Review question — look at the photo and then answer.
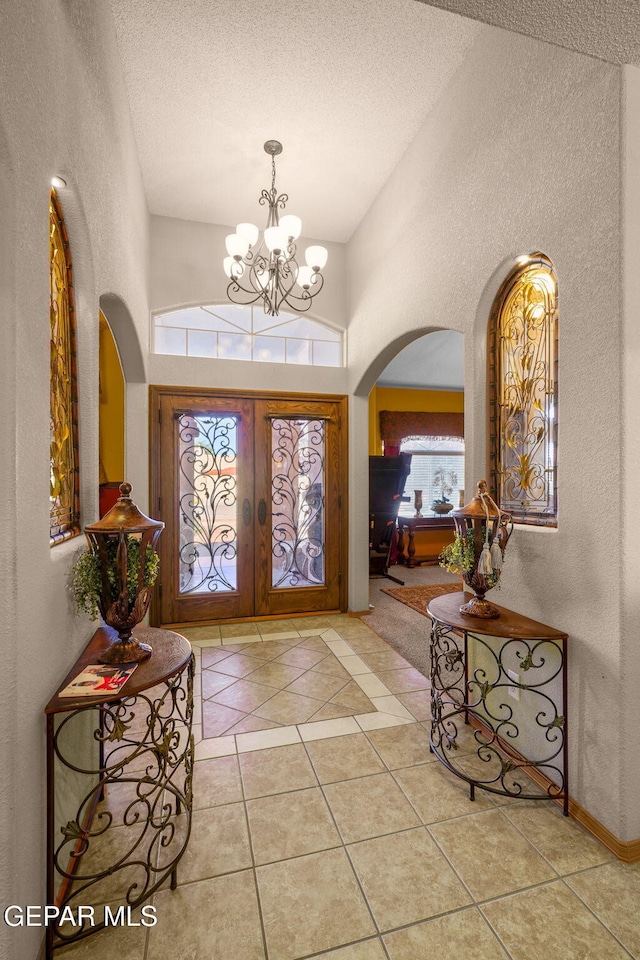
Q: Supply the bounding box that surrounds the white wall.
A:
[150,214,348,328]
[347,26,625,836]
[0,1,149,956]
[621,64,640,843]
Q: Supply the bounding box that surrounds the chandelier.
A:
[223,140,328,316]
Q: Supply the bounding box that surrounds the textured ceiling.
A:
[377,330,464,390]
[419,0,640,66]
[109,0,479,241]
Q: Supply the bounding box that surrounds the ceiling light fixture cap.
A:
[264,140,283,157]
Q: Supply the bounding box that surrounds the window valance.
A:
[379,410,464,444]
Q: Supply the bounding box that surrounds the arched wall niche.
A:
[98,310,125,495]
[488,252,558,526]
[99,292,146,384]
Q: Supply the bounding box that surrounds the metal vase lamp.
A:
[84,483,164,664]
[414,490,423,517]
[453,480,513,619]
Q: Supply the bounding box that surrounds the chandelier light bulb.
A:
[225,233,250,259]
[296,266,315,289]
[304,245,328,270]
[236,222,259,247]
[279,215,302,240]
[264,226,288,254]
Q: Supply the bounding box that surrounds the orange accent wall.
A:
[99,312,125,483]
[368,386,464,455]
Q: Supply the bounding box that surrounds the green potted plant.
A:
[431,467,457,514]
[72,536,160,620]
[72,482,164,663]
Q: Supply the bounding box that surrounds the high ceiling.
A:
[418,0,640,67]
[110,0,640,244]
[108,0,480,241]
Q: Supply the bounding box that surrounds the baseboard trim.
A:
[466,714,640,863]
[568,799,640,864]
[348,610,370,618]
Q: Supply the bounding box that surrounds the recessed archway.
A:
[98,310,125,516]
[349,326,465,614]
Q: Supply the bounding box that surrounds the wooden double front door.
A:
[150,387,348,626]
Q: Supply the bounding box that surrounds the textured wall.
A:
[150,214,348,328]
[621,65,640,843]
[347,26,624,835]
[0,1,149,956]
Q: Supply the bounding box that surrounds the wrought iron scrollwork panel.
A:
[50,656,194,948]
[178,414,238,594]
[430,620,567,805]
[490,257,558,526]
[49,192,80,544]
[271,418,325,588]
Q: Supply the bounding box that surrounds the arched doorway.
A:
[98,310,125,516]
[368,329,464,589]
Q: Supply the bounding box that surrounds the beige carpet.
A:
[381,581,461,616]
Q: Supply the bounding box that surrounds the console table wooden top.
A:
[427,592,568,641]
[397,514,455,530]
[45,625,192,715]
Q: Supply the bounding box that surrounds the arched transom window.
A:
[154,304,342,367]
[489,254,558,526]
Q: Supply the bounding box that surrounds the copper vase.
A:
[84,483,164,664]
[453,481,513,619]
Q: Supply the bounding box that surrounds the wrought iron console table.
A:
[428,592,568,813]
[45,625,194,958]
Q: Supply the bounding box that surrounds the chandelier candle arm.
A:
[223,140,328,316]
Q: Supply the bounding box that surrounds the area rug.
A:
[381,581,461,616]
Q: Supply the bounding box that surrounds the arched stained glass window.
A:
[154,304,342,367]
[489,254,558,526]
[50,190,80,544]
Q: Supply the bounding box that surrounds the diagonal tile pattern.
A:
[201,632,383,737]
[59,613,638,960]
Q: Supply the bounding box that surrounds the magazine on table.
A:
[59,663,138,697]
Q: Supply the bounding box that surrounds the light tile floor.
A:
[58,615,639,960]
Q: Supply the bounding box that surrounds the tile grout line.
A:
[556,876,637,959]
[236,753,272,960]
[474,906,517,960]
[299,737,393,960]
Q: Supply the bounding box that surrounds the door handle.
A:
[258,499,267,525]
[242,498,252,526]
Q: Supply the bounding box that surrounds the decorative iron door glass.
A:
[271,418,325,588]
[151,389,347,625]
[178,413,239,594]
